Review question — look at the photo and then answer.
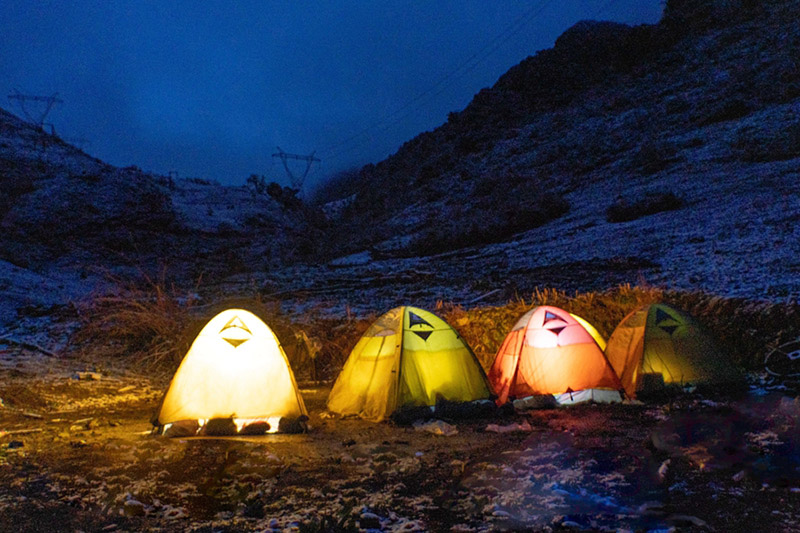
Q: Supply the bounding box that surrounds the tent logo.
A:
[543,311,562,324]
[408,311,434,342]
[412,331,433,341]
[408,312,433,329]
[219,315,253,348]
[543,310,567,336]
[655,308,679,336]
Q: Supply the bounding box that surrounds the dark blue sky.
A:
[1,1,662,188]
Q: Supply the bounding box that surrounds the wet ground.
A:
[1,354,799,532]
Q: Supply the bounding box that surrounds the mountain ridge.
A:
[318,0,799,262]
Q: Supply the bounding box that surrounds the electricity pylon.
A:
[8,89,63,129]
[271,146,320,191]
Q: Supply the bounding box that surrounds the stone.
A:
[359,512,381,529]
[239,421,270,435]
[163,419,199,438]
[201,418,237,436]
[123,499,145,517]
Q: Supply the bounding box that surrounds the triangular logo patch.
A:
[544,311,560,324]
[220,315,251,335]
[412,330,432,341]
[220,315,252,348]
[223,338,249,348]
[655,308,673,325]
[659,325,679,336]
[408,311,432,329]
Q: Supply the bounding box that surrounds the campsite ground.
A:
[1,353,799,532]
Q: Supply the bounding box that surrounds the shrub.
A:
[731,122,800,162]
[606,192,683,223]
[397,170,571,258]
[71,272,374,381]
[71,273,200,370]
[693,98,751,126]
[246,174,268,194]
[630,141,678,174]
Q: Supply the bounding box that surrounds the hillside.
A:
[0,108,320,328]
[312,0,800,304]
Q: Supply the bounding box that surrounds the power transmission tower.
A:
[271,146,320,191]
[8,89,63,129]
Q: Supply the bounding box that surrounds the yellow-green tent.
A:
[327,306,492,421]
[605,303,742,397]
[156,309,307,431]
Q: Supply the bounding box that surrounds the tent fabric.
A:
[605,303,741,397]
[554,388,622,405]
[489,306,622,405]
[571,313,607,351]
[327,306,492,421]
[157,309,307,426]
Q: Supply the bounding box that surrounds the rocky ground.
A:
[1,350,799,533]
[2,3,800,531]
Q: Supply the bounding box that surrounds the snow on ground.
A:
[0,259,99,323]
[1,381,799,532]
[261,153,800,318]
[167,178,286,234]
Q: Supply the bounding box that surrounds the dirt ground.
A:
[1,353,800,533]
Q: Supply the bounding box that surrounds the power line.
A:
[318,0,553,161]
[320,0,622,165]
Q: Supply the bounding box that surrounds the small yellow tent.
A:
[156,309,306,430]
[605,303,742,397]
[327,306,492,421]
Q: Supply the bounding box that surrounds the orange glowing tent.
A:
[489,306,623,405]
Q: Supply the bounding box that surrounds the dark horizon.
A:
[1,1,662,189]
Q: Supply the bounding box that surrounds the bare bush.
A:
[606,192,683,223]
[72,273,200,370]
[731,122,800,162]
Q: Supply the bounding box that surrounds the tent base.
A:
[159,415,309,437]
[554,389,623,405]
[391,399,497,425]
[511,395,558,411]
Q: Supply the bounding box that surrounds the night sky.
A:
[1,1,662,188]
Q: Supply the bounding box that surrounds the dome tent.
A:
[605,303,743,397]
[327,306,492,421]
[155,308,307,435]
[489,306,623,405]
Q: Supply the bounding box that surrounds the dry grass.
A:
[439,285,664,369]
[71,272,201,371]
[71,276,375,381]
[72,280,799,379]
[441,285,800,372]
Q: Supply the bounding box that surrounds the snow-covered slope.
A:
[309,0,800,306]
[0,108,315,329]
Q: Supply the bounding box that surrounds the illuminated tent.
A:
[605,303,742,397]
[571,314,607,351]
[327,306,492,421]
[156,309,307,432]
[489,306,622,405]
